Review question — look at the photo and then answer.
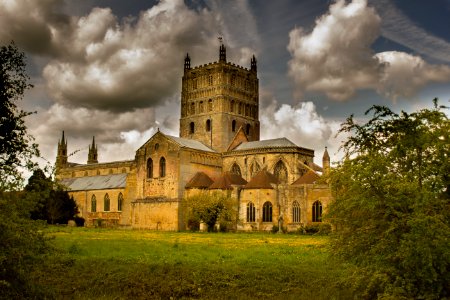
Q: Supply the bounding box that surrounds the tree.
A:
[25,169,78,224]
[184,192,237,232]
[0,42,39,190]
[0,42,49,298]
[327,99,449,299]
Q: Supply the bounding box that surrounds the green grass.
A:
[30,227,354,299]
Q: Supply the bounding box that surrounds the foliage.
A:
[328,99,450,299]
[183,192,237,232]
[0,42,38,190]
[25,169,78,224]
[0,42,52,298]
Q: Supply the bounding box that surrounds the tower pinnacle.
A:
[87,136,98,164]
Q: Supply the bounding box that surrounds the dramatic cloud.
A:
[287,0,450,101]
[260,100,343,164]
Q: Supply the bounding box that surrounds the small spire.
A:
[251,55,257,72]
[184,53,191,70]
[60,130,66,145]
[219,41,226,62]
[323,146,330,161]
[87,136,98,164]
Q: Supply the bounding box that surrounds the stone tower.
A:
[87,136,98,164]
[179,43,260,152]
[56,131,68,169]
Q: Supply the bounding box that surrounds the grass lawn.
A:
[30,227,354,299]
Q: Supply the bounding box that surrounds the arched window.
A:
[208,99,213,111]
[147,158,153,178]
[250,162,260,178]
[312,201,322,222]
[230,100,235,113]
[238,102,242,114]
[190,102,195,115]
[208,75,213,86]
[91,195,97,212]
[199,101,204,113]
[246,124,251,135]
[190,122,195,134]
[293,201,300,223]
[230,163,241,176]
[118,193,124,211]
[231,120,236,132]
[104,193,110,212]
[274,160,288,184]
[159,157,166,178]
[247,202,256,222]
[206,119,211,132]
[262,202,272,222]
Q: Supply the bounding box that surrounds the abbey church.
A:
[56,44,332,231]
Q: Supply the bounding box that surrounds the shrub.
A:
[74,216,85,227]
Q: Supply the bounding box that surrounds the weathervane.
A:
[218,36,223,45]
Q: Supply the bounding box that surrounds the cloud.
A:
[370,0,450,63]
[260,99,344,165]
[287,0,450,102]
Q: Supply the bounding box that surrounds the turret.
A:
[56,131,68,170]
[250,55,257,73]
[184,53,191,71]
[322,147,330,176]
[219,43,226,62]
[87,136,98,164]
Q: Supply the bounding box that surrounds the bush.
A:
[74,216,85,227]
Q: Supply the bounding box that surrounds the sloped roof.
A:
[167,135,216,152]
[208,172,247,190]
[291,170,320,185]
[244,169,279,189]
[59,173,127,191]
[233,137,299,151]
[185,172,214,189]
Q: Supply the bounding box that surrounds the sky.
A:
[1,0,450,169]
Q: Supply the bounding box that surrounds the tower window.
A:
[262,202,273,222]
[231,74,236,86]
[206,119,211,132]
[230,100,235,113]
[193,79,197,89]
[247,202,256,222]
[159,157,166,178]
[208,75,213,86]
[312,201,322,222]
[190,122,195,134]
[147,158,153,178]
[190,102,195,115]
[208,99,213,111]
[246,124,251,135]
[199,101,204,113]
[238,103,242,114]
[231,120,236,132]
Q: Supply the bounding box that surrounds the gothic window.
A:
[190,102,195,115]
[246,124,251,135]
[232,120,236,132]
[293,201,300,223]
[147,158,153,178]
[154,143,159,151]
[208,99,213,111]
[118,193,124,211]
[208,75,213,86]
[193,79,197,89]
[190,122,195,134]
[91,195,97,212]
[230,163,241,176]
[312,201,322,222]
[250,162,260,177]
[104,193,110,212]
[245,104,249,116]
[230,100,235,113]
[231,74,236,86]
[262,202,273,222]
[238,102,242,114]
[159,157,166,178]
[247,202,256,222]
[274,160,288,184]
[206,119,211,132]
[199,101,204,113]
